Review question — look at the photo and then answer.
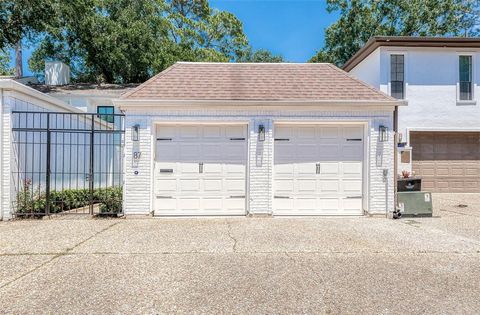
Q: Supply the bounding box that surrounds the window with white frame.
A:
[390,54,405,99]
[459,55,473,101]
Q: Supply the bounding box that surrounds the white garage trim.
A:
[151,121,249,216]
[272,121,368,216]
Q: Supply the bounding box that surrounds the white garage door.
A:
[274,124,364,215]
[154,124,247,216]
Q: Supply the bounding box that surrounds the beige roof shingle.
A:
[121,62,394,102]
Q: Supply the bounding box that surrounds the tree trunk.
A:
[15,41,23,78]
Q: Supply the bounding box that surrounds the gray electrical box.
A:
[397,191,433,217]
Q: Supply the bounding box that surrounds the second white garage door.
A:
[154,124,247,216]
[274,124,364,215]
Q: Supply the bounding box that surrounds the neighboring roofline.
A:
[0,79,83,113]
[343,36,480,72]
[114,99,406,109]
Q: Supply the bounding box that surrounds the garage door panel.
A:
[225,179,245,193]
[155,124,246,215]
[343,198,363,212]
[318,145,340,158]
[225,144,247,158]
[156,198,176,211]
[178,198,201,210]
[297,144,317,157]
[224,198,246,212]
[465,166,480,176]
[319,163,339,175]
[180,144,200,158]
[203,163,222,175]
[275,144,295,159]
[224,163,245,175]
[343,162,362,176]
[203,179,222,192]
[321,127,339,140]
[296,198,317,211]
[274,124,364,215]
[180,163,200,174]
[156,126,176,138]
[179,126,199,139]
[296,180,316,193]
[275,126,293,138]
[156,144,177,158]
[179,179,200,192]
[297,163,316,175]
[226,125,246,138]
[155,179,177,193]
[203,126,222,138]
[343,126,363,136]
[202,198,223,211]
[275,179,294,194]
[273,198,294,212]
[321,198,340,212]
[274,163,294,176]
[297,127,316,139]
[319,180,339,192]
[202,144,223,158]
[342,145,363,158]
[343,180,362,194]
[411,132,480,193]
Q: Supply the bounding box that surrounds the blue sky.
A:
[210,0,338,62]
[12,0,338,76]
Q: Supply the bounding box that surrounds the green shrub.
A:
[15,183,123,215]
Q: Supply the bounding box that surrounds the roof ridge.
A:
[175,61,331,65]
[120,62,181,99]
[325,63,395,101]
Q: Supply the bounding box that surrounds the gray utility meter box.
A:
[397,191,433,217]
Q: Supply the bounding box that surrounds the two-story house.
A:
[344,37,480,193]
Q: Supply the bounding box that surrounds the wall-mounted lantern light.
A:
[379,125,388,142]
[258,124,265,142]
[132,124,140,141]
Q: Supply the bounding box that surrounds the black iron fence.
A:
[11,111,125,217]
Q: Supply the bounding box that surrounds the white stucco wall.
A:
[350,47,480,141]
[349,48,381,89]
[122,107,395,216]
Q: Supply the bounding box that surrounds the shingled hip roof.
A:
[120,62,397,104]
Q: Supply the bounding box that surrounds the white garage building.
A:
[116,62,402,217]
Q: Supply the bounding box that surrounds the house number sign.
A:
[133,151,142,160]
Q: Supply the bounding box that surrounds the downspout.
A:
[0,87,4,221]
[392,105,399,218]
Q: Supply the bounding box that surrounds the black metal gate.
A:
[11,111,125,217]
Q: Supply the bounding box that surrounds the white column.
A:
[247,118,273,215]
[123,115,153,215]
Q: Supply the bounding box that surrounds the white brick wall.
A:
[0,94,11,220]
[123,107,395,216]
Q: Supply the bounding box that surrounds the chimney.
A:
[45,61,71,85]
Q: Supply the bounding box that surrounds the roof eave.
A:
[343,36,480,72]
[115,98,405,109]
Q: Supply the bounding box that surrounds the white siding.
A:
[123,108,395,216]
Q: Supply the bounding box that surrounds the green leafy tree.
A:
[241,48,284,62]
[0,50,14,75]
[0,0,56,50]
[28,0,251,83]
[310,0,480,66]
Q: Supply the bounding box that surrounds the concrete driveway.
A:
[1,193,480,314]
